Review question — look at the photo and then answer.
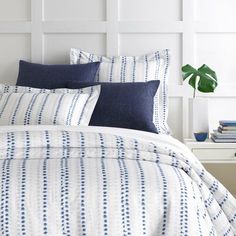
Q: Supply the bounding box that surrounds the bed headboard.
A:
[0,0,236,141]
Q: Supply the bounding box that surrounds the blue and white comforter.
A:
[0,126,235,236]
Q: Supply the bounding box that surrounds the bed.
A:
[0,49,236,236]
[0,125,235,235]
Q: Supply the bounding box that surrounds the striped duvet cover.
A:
[0,126,235,236]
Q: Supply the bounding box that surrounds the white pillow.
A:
[70,48,170,134]
[0,84,85,94]
[0,85,100,126]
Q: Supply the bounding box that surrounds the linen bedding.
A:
[0,125,235,236]
[70,49,170,134]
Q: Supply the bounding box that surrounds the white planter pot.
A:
[189,98,209,138]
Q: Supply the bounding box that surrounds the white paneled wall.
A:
[120,0,182,21]
[44,0,106,21]
[44,34,106,64]
[1,0,236,141]
[0,34,31,85]
[0,0,30,21]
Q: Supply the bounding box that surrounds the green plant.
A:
[182,64,218,98]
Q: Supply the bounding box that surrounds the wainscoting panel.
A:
[0,34,31,84]
[195,0,236,21]
[44,33,106,64]
[44,0,106,21]
[196,33,236,84]
[120,0,182,21]
[0,0,30,21]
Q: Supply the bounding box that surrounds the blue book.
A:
[219,120,236,126]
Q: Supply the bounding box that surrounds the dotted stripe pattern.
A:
[156,163,168,235]
[0,129,235,235]
[70,48,171,134]
[0,86,100,126]
[99,133,109,236]
[42,159,48,235]
[20,160,27,235]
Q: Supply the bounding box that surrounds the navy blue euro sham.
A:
[67,80,160,133]
[16,60,100,89]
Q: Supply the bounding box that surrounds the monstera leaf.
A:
[182,64,218,98]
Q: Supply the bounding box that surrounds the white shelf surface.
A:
[184,139,236,148]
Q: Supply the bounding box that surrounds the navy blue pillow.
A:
[16,60,100,89]
[67,80,160,133]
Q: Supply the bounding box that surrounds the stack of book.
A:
[211,120,236,143]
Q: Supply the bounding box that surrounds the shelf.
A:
[184,139,236,148]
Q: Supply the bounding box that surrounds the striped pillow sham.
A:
[0,84,84,94]
[70,48,170,134]
[0,85,100,126]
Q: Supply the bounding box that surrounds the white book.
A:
[219,125,236,130]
